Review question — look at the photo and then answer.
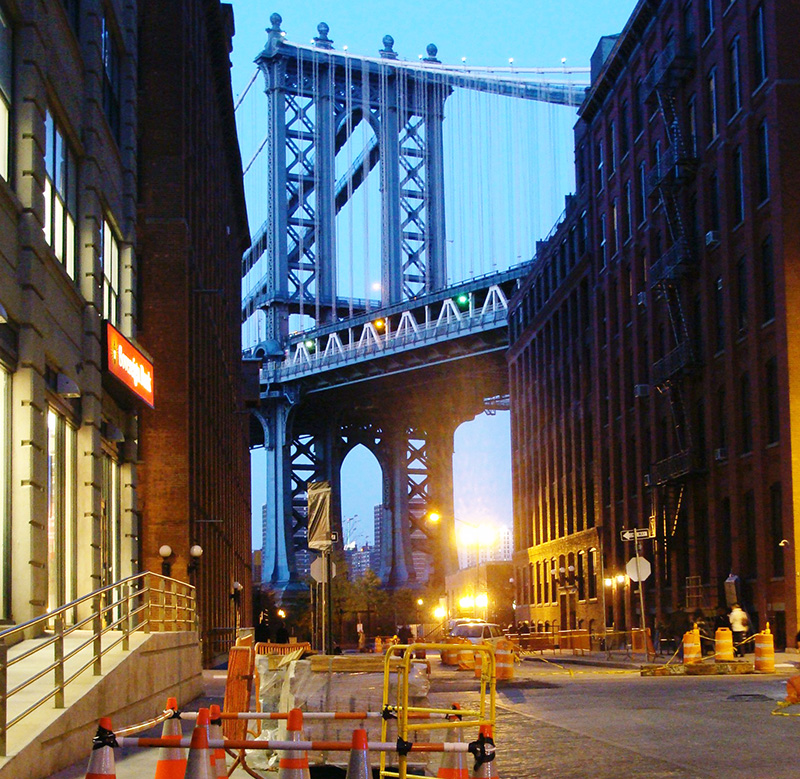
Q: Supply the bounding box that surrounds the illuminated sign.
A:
[105,323,155,407]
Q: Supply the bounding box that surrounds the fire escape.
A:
[642,35,698,554]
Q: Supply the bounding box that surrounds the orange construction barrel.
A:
[440,638,459,666]
[683,628,701,664]
[374,636,382,654]
[714,627,734,662]
[457,640,475,670]
[495,640,514,681]
[755,624,775,673]
[473,647,485,679]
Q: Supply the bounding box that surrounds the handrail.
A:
[0,571,197,756]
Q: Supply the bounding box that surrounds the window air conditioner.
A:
[637,291,647,307]
[714,447,728,462]
[644,473,652,487]
[634,384,650,397]
[705,230,720,248]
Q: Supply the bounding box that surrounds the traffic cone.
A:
[437,709,469,779]
[346,728,371,779]
[278,708,311,779]
[470,724,499,778]
[209,704,228,779]
[154,698,186,779]
[85,717,117,779]
[184,709,215,779]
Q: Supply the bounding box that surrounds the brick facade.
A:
[509,0,800,648]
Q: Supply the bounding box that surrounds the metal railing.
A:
[0,571,196,756]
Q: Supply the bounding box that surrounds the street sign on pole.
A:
[310,556,337,583]
[626,556,651,582]
[620,527,653,542]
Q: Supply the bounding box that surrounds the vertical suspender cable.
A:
[345,52,354,319]
[362,61,371,313]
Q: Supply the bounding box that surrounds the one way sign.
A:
[620,527,653,542]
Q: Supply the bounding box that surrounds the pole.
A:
[325,549,334,654]
[634,539,648,657]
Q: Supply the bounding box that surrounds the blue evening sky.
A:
[229,0,638,548]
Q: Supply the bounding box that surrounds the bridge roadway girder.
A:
[256,348,507,595]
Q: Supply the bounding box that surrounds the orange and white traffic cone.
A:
[209,704,228,779]
[184,709,215,779]
[346,728,371,779]
[278,708,311,779]
[154,698,186,779]
[437,709,469,779]
[470,724,499,778]
[85,717,117,779]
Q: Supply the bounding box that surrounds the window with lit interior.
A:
[43,111,78,279]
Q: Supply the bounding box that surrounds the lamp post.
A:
[187,544,203,582]
[158,545,173,577]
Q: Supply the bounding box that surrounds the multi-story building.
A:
[0,0,141,626]
[137,1,251,665]
[461,526,513,569]
[509,0,798,648]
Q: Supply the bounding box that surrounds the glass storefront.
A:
[101,450,121,588]
[46,407,77,613]
[0,366,9,620]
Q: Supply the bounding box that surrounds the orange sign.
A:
[106,323,155,407]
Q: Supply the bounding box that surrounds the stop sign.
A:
[626,556,651,582]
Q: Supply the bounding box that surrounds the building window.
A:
[610,200,618,256]
[757,120,769,203]
[619,102,629,157]
[0,8,10,182]
[101,12,122,143]
[638,161,647,224]
[688,95,698,156]
[47,407,78,613]
[633,80,644,138]
[596,138,604,189]
[709,172,720,232]
[771,483,784,577]
[543,559,549,603]
[707,68,718,140]
[101,451,122,589]
[608,121,616,174]
[753,3,767,87]
[701,0,715,40]
[732,146,744,225]
[0,365,9,619]
[761,235,775,323]
[766,356,779,444]
[44,111,78,279]
[587,548,597,599]
[600,213,607,268]
[624,180,632,242]
[740,372,752,454]
[736,255,748,331]
[728,36,741,116]
[60,0,80,36]
[102,219,120,326]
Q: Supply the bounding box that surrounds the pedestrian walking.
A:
[729,604,749,657]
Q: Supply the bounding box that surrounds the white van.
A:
[449,622,505,645]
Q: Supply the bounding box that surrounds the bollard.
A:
[755,624,775,673]
[714,627,734,662]
[682,628,701,664]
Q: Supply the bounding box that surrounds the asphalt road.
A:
[431,660,800,779]
[51,658,800,778]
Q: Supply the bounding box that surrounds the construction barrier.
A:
[682,628,701,664]
[254,641,311,656]
[714,627,734,662]
[755,625,775,673]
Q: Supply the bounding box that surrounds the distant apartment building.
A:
[461,526,513,569]
[509,0,799,648]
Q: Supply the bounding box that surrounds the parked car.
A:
[449,622,505,645]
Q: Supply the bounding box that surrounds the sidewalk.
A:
[520,646,800,671]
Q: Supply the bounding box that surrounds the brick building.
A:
[137,1,252,665]
[508,0,799,648]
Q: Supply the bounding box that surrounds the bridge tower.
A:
[244,14,587,596]
[249,14,460,593]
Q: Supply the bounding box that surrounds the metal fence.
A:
[0,571,196,756]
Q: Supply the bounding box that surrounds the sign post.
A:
[621,527,653,660]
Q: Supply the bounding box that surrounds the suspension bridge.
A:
[237,13,590,595]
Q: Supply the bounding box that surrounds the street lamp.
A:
[187,544,203,579]
[159,545,173,577]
